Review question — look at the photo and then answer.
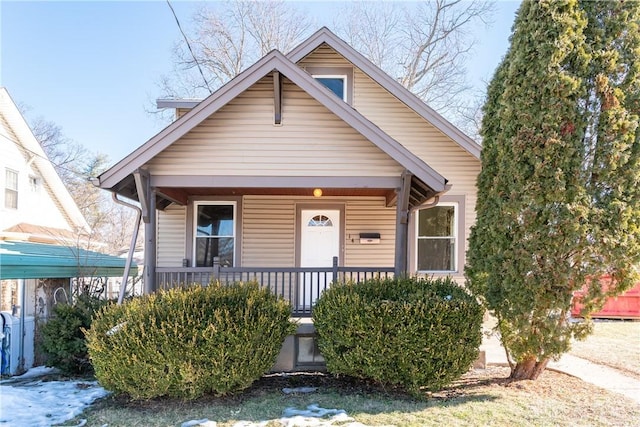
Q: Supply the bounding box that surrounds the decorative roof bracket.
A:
[273,70,282,125]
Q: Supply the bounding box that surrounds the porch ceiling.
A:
[110,173,440,211]
[159,187,398,205]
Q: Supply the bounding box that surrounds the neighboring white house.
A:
[0,88,90,243]
[0,87,132,375]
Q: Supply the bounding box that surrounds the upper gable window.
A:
[306,67,353,104]
[313,75,347,101]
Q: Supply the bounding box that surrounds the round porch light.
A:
[313,188,323,198]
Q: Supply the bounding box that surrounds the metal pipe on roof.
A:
[111,193,142,305]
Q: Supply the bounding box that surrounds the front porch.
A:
[156,257,394,317]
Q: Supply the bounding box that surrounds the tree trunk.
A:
[510,356,549,380]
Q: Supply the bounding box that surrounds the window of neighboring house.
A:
[313,75,347,101]
[416,204,457,272]
[5,169,18,209]
[29,175,40,193]
[194,202,235,267]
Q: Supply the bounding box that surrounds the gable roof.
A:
[3,223,80,243]
[287,27,482,159]
[98,50,448,195]
[0,88,90,234]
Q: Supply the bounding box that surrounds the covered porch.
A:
[110,167,446,315]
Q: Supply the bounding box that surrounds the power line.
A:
[0,132,90,181]
[166,0,213,95]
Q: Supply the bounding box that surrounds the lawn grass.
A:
[569,320,640,379]
[64,367,640,427]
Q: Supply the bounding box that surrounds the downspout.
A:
[111,193,142,305]
[18,279,25,373]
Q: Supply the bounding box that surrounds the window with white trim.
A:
[313,75,347,101]
[5,169,18,209]
[29,175,40,193]
[416,204,457,272]
[194,202,235,267]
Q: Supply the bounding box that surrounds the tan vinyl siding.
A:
[242,197,296,267]
[297,44,353,69]
[242,195,395,268]
[351,68,480,282]
[146,75,402,178]
[344,197,395,267]
[157,204,186,267]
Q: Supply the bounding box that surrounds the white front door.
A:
[299,209,340,308]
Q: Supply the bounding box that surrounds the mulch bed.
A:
[104,366,516,410]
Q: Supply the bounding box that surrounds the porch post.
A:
[213,257,220,282]
[144,189,157,294]
[134,169,157,294]
[394,171,412,277]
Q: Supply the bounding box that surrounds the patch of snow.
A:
[0,366,59,383]
[282,404,345,418]
[181,419,217,427]
[229,405,374,427]
[281,386,318,394]
[2,371,372,427]
[0,377,109,426]
[232,421,268,427]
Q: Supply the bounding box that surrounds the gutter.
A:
[110,193,142,305]
[410,195,440,214]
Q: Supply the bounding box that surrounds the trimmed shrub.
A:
[313,276,483,396]
[41,295,108,375]
[85,282,296,400]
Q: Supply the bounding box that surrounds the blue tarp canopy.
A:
[0,240,137,280]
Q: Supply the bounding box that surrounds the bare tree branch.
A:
[336,0,494,133]
[28,115,141,255]
[159,0,493,140]
[30,117,87,187]
[333,1,403,72]
[160,0,312,100]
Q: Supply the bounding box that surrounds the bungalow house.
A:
[0,87,134,375]
[96,28,482,370]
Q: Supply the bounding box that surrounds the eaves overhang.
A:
[156,99,201,109]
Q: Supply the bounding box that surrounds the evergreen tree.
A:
[466,0,640,380]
